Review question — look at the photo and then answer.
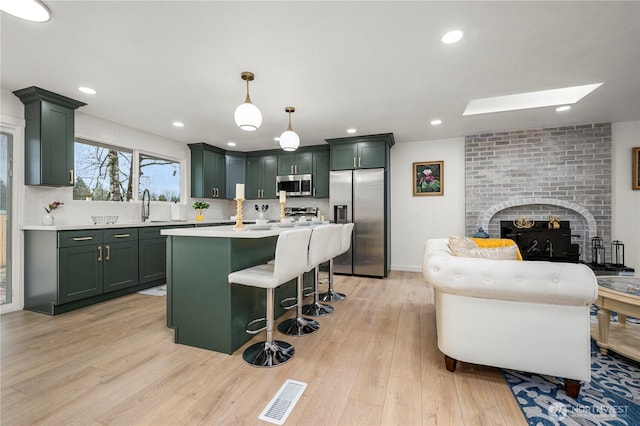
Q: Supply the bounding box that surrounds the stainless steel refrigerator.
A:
[329,168,386,277]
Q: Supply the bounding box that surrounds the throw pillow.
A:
[471,237,523,261]
[452,244,519,260]
[448,236,478,255]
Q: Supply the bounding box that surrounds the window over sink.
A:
[73,138,181,202]
[73,138,132,201]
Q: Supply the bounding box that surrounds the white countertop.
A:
[21,219,252,231]
[161,224,290,238]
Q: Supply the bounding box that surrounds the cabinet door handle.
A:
[358,157,362,168]
[106,245,111,261]
[212,188,215,197]
[98,245,102,261]
[291,165,294,174]
[69,169,74,184]
[294,165,297,174]
[113,234,130,238]
[353,157,356,168]
[313,188,316,197]
[73,236,93,241]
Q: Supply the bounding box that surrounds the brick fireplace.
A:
[465,123,612,264]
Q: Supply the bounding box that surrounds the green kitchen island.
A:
[162,225,299,354]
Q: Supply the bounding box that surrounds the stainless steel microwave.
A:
[276,174,312,197]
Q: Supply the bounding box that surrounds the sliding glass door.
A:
[0,132,12,305]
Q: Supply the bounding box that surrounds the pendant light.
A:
[234,71,262,131]
[279,107,300,151]
[0,0,50,22]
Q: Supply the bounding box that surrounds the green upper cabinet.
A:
[225,153,246,199]
[277,151,313,175]
[189,143,226,199]
[13,86,86,186]
[326,133,394,171]
[246,154,277,199]
[313,150,330,198]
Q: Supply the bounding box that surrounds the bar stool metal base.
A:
[278,317,320,336]
[302,302,334,317]
[319,289,346,302]
[242,340,295,367]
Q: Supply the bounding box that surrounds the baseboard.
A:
[390,265,422,272]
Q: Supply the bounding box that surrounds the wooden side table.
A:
[591,276,640,362]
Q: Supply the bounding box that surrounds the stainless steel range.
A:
[284,206,318,218]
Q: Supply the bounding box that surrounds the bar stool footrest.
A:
[280,297,297,310]
[245,317,267,335]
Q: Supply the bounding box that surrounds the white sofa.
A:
[422,238,598,398]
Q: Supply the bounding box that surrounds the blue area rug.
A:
[503,308,640,425]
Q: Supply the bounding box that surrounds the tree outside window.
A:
[73,139,132,201]
[139,154,180,202]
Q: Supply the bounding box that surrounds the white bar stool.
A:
[320,223,354,302]
[228,228,312,367]
[302,224,341,317]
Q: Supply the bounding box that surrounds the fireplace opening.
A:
[500,220,580,262]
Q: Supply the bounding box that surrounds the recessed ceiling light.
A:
[227,142,236,147]
[347,128,357,134]
[555,105,571,112]
[430,119,443,126]
[78,86,96,95]
[463,83,603,116]
[0,0,50,22]
[172,121,184,127]
[441,30,464,44]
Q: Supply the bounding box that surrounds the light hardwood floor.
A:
[1,271,526,425]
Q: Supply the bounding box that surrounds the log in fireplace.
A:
[500,220,580,262]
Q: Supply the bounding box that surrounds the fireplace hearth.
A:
[501,220,580,262]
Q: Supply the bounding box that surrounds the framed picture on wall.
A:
[633,147,640,190]
[413,161,443,196]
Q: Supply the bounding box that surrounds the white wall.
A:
[390,137,466,272]
[612,121,640,271]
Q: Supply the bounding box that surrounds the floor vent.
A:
[258,379,307,425]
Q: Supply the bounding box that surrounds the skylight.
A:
[463,83,603,116]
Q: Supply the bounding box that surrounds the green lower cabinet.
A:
[139,237,167,284]
[23,226,172,315]
[103,240,139,293]
[58,244,104,304]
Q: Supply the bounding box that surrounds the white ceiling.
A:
[2,1,639,152]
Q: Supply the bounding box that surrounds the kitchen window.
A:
[74,138,133,201]
[139,153,180,202]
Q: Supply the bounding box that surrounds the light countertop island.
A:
[21,219,253,231]
[163,223,310,354]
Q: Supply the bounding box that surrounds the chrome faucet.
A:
[141,189,150,222]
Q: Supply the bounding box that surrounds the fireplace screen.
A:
[500,220,580,262]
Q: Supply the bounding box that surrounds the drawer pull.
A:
[113,234,131,238]
[98,245,102,261]
[106,245,111,261]
[73,236,93,241]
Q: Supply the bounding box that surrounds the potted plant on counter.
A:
[43,201,64,225]
[192,201,210,221]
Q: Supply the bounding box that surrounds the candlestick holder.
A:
[280,202,285,221]
[233,198,245,230]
